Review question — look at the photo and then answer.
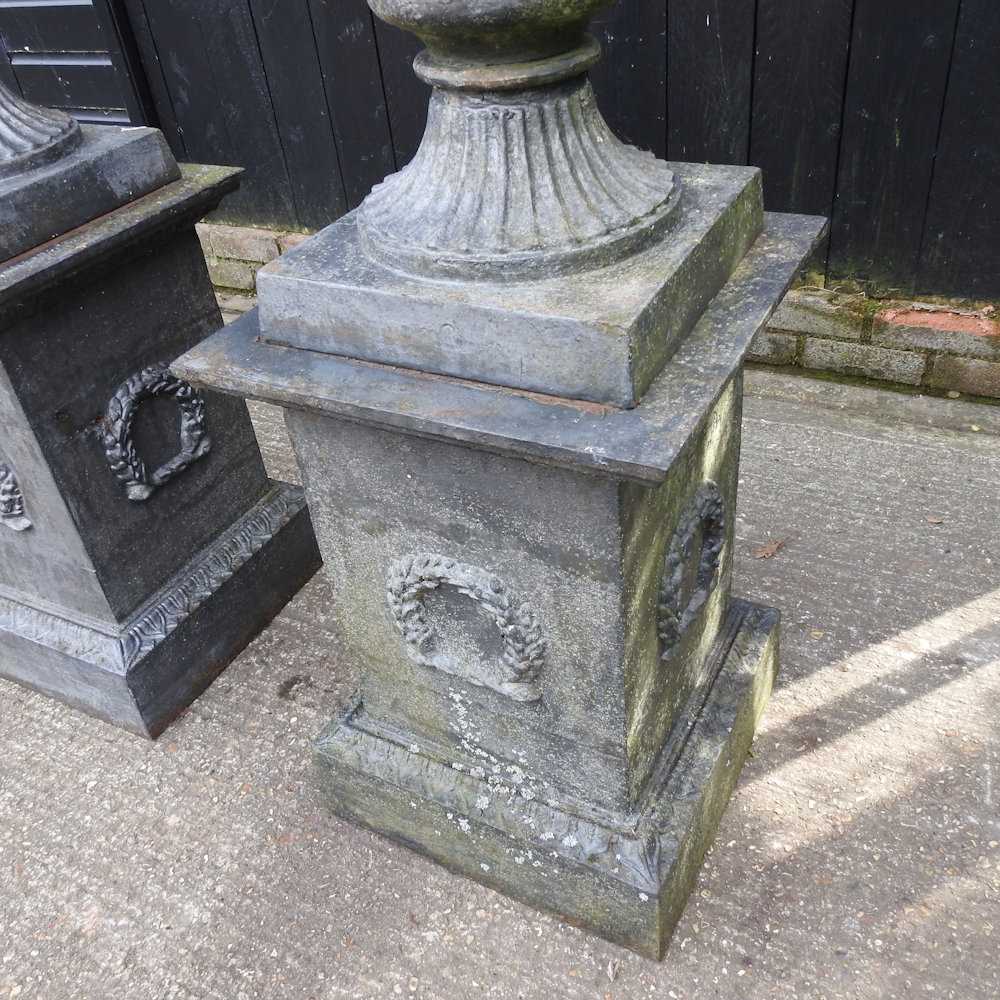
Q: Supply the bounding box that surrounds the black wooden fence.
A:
[1,1,998,300]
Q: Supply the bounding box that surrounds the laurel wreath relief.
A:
[101,364,211,502]
[386,553,546,703]
[657,482,726,654]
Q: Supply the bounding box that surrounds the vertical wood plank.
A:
[120,0,187,155]
[667,0,756,164]
[589,1,667,158]
[134,0,298,227]
[828,0,960,293]
[308,0,394,209]
[94,0,156,124]
[373,19,429,167]
[248,0,348,229]
[917,0,1000,299]
[750,0,853,217]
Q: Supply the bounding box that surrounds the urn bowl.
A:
[368,0,611,62]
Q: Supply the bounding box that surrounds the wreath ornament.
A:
[0,462,31,532]
[657,482,726,654]
[101,364,211,502]
[386,553,546,703]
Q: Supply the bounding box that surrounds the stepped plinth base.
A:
[0,484,317,738]
[315,599,778,959]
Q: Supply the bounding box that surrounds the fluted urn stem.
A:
[0,79,81,181]
[359,0,680,282]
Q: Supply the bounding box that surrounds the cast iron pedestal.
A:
[174,0,824,957]
[0,85,320,737]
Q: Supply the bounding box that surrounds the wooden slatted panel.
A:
[590,1,667,158]
[827,0,961,294]
[248,0,348,229]
[9,53,126,121]
[131,0,297,228]
[308,0,394,210]
[750,0,853,217]
[0,0,142,125]
[121,0,187,155]
[34,0,991,299]
[667,0,757,164]
[373,19,428,169]
[917,0,1000,300]
[0,4,109,51]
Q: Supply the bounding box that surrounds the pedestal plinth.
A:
[175,206,824,954]
[0,157,321,736]
[173,0,822,956]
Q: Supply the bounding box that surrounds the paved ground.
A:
[1,371,998,1000]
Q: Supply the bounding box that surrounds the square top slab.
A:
[256,163,763,408]
[175,212,827,486]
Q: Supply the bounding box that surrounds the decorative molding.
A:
[0,594,123,670]
[0,79,82,181]
[359,79,679,282]
[120,486,305,666]
[102,364,211,502]
[386,553,545,702]
[0,486,306,671]
[0,462,31,531]
[324,704,662,895]
[658,482,726,653]
[361,1,682,280]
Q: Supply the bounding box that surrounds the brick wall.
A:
[196,222,309,324]
[748,289,1000,399]
[198,223,1000,400]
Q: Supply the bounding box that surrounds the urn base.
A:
[0,124,179,265]
[314,598,778,959]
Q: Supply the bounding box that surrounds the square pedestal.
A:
[174,209,824,952]
[0,164,321,734]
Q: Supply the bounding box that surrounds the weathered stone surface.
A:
[281,373,738,811]
[801,339,926,385]
[748,329,799,365]
[177,0,825,952]
[316,598,779,960]
[206,256,258,293]
[176,203,823,953]
[257,162,764,408]
[928,355,1000,398]
[0,484,316,738]
[0,125,179,265]
[360,0,679,283]
[769,287,865,341]
[0,80,81,179]
[197,222,280,264]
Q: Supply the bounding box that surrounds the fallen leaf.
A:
[753,539,785,559]
[926,516,944,525]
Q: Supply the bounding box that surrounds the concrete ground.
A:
[1,370,998,1000]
